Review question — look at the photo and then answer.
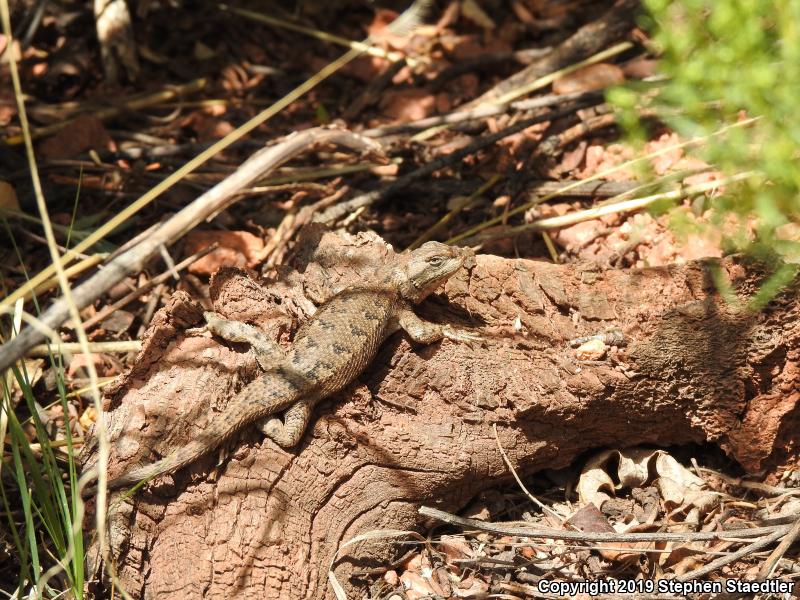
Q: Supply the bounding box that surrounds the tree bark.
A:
[83,227,800,599]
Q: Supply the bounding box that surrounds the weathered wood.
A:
[84,228,800,599]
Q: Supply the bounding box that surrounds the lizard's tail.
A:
[94,382,301,494]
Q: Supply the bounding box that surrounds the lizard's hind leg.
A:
[258,401,313,448]
[204,311,285,369]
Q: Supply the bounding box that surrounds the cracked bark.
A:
[82,227,800,599]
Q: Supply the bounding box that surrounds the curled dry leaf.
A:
[578,458,616,509]
[578,448,719,516]
[10,359,44,393]
[399,571,437,600]
[383,570,399,586]
[79,405,97,430]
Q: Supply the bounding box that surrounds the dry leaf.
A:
[399,571,437,600]
[79,405,97,430]
[184,230,265,275]
[578,454,616,509]
[452,576,489,597]
[38,114,116,159]
[380,88,438,122]
[439,535,473,562]
[10,359,44,392]
[579,449,719,516]
[384,570,399,586]
[0,180,19,210]
[553,63,625,95]
[567,503,641,563]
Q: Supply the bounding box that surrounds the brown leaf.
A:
[566,503,614,533]
[439,535,473,562]
[567,504,648,565]
[622,58,659,79]
[184,231,265,276]
[553,63,625,95]
[0,180,19,210]
[452,576,489,597]
[399,571,437,600]
[38,114,116,159]
[379,88,438,122]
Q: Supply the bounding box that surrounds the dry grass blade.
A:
[470,172,753,245]
[446,118,759,245]
[221,4,420,67]
[0,0,115,594]
[3,78,207,144]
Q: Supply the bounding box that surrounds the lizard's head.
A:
[399,241,473,303]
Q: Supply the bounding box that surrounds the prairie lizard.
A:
[100,241,477,492]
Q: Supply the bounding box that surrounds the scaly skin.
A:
[100,242,476,492]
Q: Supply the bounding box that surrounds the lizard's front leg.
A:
[203,311,285,369]
[258,400,313,447]
[397,307,480,345]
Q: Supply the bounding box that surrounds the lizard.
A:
[98,241,478,493]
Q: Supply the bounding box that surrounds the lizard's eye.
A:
[428,256,444,266]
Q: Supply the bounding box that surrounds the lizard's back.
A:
[287,287,399,398]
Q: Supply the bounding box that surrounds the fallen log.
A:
[82,227,800,599]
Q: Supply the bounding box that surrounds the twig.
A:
[418,506,794,543]
[468,172,753,245]
[756,512,800,579]
[492,423,563,521]
[80,243,218,330]
[362,90,602,138]
[467,0,637,108]
[700,467,800,497]
[316,98,601,225]
[3,78,207,144]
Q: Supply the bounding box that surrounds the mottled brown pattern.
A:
[101,242,476,491]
